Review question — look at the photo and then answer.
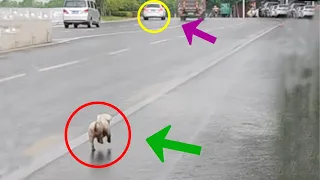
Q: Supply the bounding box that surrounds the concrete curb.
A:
[0,40,67,55]
[52,18,137,28]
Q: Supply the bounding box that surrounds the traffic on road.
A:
[0,0,319,180]
[208,0,317,19]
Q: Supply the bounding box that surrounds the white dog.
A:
[88,113,112,151]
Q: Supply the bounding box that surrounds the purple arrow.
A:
[182,18,217,45]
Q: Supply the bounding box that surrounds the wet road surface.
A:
[52,18,181,40]
[0,16,318,180]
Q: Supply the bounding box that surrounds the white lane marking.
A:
[80,29,95,31]
[119,25,127,27]
[176,23,244,39]
[150,39,169,45]
[52,18,137,28]
[0,73,26,83]
[1,23,281,180]
[134,24,139,26]
[53,30,140,42]
[1,24,182,54]
[108,48,129,55]
[38,61,79,72]
[167,25,180,29]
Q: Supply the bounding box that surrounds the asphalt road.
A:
[0,16,318,180]
[52,18,180,40]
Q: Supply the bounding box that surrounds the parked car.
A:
[271,4,289,18]
[288,2,305,18]
[294,6,303,18]
[297,5,315,18]
[270,5,278,17]
[142,3,166,20]
[63,0,100,28]
[260,1,280,17]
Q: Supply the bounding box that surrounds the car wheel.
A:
[96,19,100,28]
[143,17,148,20]
[87,20,92,28]
[64,23,69,29]
[74,24,78,28]
[180,16,186,21]
[161,16,165,20]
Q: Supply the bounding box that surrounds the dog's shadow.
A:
[90,148,112,164]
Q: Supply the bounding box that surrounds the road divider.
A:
[0,19,52,52]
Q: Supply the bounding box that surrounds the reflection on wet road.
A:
[0,15,319,180]
[89,149,112,165]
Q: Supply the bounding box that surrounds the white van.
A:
[63,0,100,28]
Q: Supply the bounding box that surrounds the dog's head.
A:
[97,113,112,124]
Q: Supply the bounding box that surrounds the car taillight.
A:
[159,8,163,11]
[144,8,148,12]
[83,9,89,13]
[63,9,68,14]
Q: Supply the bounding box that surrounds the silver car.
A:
[63,0,100,28]
[143,3,166,20]
[298,5,315,18]
[272,4,289,18]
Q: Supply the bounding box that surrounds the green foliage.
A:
[111,11,133,17]
[0,0,177,17]
[0,0,19,7]
[161,0,177,16]
[103,0,140,15]
[19,0,34,7]
[45,0,64,8]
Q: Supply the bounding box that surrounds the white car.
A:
[63,0,100,28]
[288,3,305,18]
[272,4,289,18]
[298,5,315,18]
[270,5,278,17]
[143,3,166,20]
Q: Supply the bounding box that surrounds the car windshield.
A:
[146,4,160,8]
[64,1,87,7]
[294,4,305,8]
[305,6,315,9]
[268,3,278,7]
[279,5,288,8]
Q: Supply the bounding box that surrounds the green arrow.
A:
[146,125,202,162]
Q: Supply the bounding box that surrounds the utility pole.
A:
[242,0,245,18]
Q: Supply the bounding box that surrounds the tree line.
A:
[0,0,179,17]
[0,0,240,17]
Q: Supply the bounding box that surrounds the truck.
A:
[178,0,206,21]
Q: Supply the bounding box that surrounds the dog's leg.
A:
[90,137,95,152]
[97,135,104,144]
[107,132,111,143]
